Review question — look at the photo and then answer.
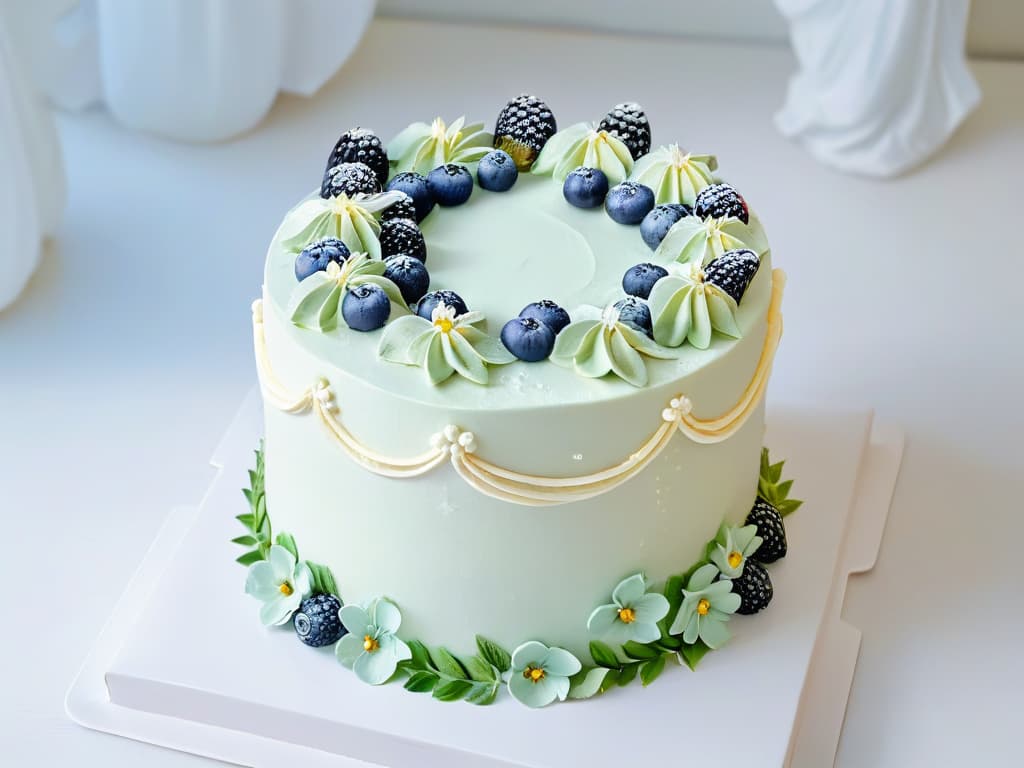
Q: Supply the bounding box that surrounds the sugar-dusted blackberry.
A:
[325,127,389,186]
[380,219,427,263]
[321,162,382,199]
[598,102,651,160]
[293,594,346,647]
[380,193,418,225]
[723,561,773,615]
[745,499,787,563]
[493,94,558,171]
[694,183,749,224]
[704,249,760,304]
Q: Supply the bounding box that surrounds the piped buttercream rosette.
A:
[530,122,635,186]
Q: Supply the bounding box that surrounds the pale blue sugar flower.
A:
[669,563,741,649]
[335,598,412,685]
[508,641,582,708]
[244,545,312,626]
[587,573,670,646]
[709,522,763,579]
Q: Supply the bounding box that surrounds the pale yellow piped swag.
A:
[252,271,784,507]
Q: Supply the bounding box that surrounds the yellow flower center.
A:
[363,634,379,653]
[728,551,743,569]
[434,317,453,334]
[278,582,293,596]
[618,607,637,624]
[697,598,711,616]
[523,665,545,683]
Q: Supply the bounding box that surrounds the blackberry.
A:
[380,193,418,225]
[704,249,760,304]
[694,183,749,224]
[293,594,346,647]
[321,162,382,199]
[598,102,651,161]
[325,127,389,187]
[745,499,788,563]
[493,94,558,171]
[724,561,773,615]
[380,219,427,263]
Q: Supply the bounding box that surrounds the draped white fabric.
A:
[774,0,980,177]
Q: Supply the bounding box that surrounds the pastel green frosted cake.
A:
[241,95,801,708]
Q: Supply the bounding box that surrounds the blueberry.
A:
[294,238,350,282]
[342,283,391,331]
[416,290,468,320]
[477,150,519,192]
[501,317,556,362]
[427,163,474,207]
[386,172,435,222]
[293,594,346,647]
[562,166,609,208]
[605,181,655,225]
[519,299,570,335]
[384,255,431,305]
[622,263,669,300]
[640,203,693,250]
[380,219,427,263]
[613,296,653,337]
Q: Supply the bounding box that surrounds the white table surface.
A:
[1,17,1021,768]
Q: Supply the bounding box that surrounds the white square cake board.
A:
[66,390,903,768]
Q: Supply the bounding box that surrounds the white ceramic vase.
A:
[774,0,981,177]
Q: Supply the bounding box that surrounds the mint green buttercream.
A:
[630,144,717,205]
[655,214,759,267]
[280,191,403,259]
[389,116,493,176]
[289,253,408,332]
[648,265,741,350]
[531,123,634,185]
[378,305,515,386]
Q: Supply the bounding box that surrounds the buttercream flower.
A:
[244,545,312,626]
[335,598,412,685]
[587,573,670,646]
[668,563,741,649]
[508,641,582,708]
[709,522,763,579]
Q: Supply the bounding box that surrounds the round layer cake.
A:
[253,101,783,663]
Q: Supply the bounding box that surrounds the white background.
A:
[2,14,1022,768]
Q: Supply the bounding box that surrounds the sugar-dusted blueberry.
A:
[293,594,346,647]
[562,166,610,209]
[622,263,669,300]
[640,203,692,250]
[380,219,427,263]
[519,299,571,335]
[384,255,431,305]
[294,237,350,282]
[416,289,468,320]
[605,181,655,225]
[426,163,474,207]
[477,149,519,192]
[342,283,391,331]
[386,171,435,222]
[501,317,557,362]
[613,296,653,337]
[320,161,381,199]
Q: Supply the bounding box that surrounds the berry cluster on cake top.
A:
[280,94,767,389]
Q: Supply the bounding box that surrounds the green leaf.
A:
[236,550,263,566]
[589,640,621,669]
[475,635,512,673]
[568,667,611,700]
[307,562,338,596]
[404,671,439,693]
[779,499,804,517]
[407,640,433,671]
[231,535,257,546]
[775,479,794,500]
[465,682,499,706]
[678,641,712,671]
[655,634,682,652]
[616,663,639,687]
[465,655,497,683]
[235,513,256,529]
[640,654,667,686]
[242,488,254,505]
[770,461,785,483]
[660,573,687,636]
[431,647,468,680]
[622,641,660,661]
[432,679,475,702]
[599,667,622,693]
[275,532,299,561]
